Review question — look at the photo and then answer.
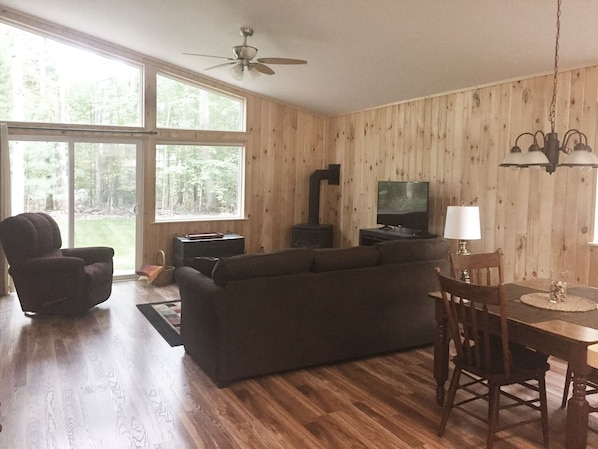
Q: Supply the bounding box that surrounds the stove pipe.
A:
[308,164,340,225]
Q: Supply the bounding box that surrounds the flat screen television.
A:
[376,181,429,231]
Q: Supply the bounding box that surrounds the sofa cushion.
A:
[311,246,380,272]
[212,248,314,286]
[376,237,449,265]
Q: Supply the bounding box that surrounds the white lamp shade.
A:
[499,151,526,167]
[559,148,598,167]
[444,206,481,240]
[520,149,550,167]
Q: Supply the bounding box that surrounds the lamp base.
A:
[457,240,470,256]
[457,240,471,283]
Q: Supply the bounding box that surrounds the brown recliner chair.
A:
[0,212,114,316]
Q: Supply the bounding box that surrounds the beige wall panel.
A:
[591,246,598,287]
[480,86,501,253]
[6,6,598,282]
[328,66,598,283]
[433,96,448,234]
[426,97,440,233]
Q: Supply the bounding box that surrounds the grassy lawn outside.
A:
[56,217,136,273]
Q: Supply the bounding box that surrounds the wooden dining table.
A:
[431,281,598,449]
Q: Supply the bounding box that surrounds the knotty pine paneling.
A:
[5,6,598,281]
[143,95,327,262]
[325,66,598,284]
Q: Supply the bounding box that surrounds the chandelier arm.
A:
[515,132,541,147]
[533,130,546,145]
[561,129,587,153]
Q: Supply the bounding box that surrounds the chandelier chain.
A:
[501,0,598,173]
[549,0,561,132]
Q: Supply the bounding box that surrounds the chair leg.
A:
[438,367,462,437]
[561,363,572,408]
[487,383,500,449]
[538,376,549,447]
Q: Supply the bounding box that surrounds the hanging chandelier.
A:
[500,0,598,174]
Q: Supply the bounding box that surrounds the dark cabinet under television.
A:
[173,234,245,268]
[359,227,437,246]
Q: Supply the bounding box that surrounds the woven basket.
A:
[152,250,175,286]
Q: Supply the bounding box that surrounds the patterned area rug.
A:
[136,300,182,346]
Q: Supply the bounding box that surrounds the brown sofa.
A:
[175,237,450,387]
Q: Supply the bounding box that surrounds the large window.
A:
[0,17,248,244]
[155,74,246,221]
[9,139,140,275]
[0,22,142,126]
[155,144,244,221]
[156,73,244,131]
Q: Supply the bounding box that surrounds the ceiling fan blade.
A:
[183,52,236,61]
[252,63,275,75]
[205,61,237,71]
[257,57,307,65]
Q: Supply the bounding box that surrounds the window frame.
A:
[0,19,145,127]
[0,14,250,226]
[154,141,246,223]
[155,71,247,133]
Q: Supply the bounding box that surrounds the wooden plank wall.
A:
[1,6,327,265]
[5,6,598,284]
[325,66,598,284]
[143,93,327,262]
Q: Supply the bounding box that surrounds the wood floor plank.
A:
[1,280,598,448]
[254,375,324,426]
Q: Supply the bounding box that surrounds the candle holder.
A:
[549,269,568,303]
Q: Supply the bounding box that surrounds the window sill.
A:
[152,217,249,225]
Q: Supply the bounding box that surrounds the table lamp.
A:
[444,206,481,281]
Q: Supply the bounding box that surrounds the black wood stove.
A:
[292,164,340,248]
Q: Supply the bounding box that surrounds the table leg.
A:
[566,345,590,449]
[434,301,449,407]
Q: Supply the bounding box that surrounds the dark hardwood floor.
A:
[0,280,597,448]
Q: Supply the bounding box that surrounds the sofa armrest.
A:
[62,247,114,265]
[175,266,229,386]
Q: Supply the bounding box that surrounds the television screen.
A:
[377,181,429,231]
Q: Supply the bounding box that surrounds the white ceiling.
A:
[2,0,598,117]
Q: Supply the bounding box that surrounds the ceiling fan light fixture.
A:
[231,63,244,81]
[185,26,307,81]
[233,45,258,60]
[248,66,261,79]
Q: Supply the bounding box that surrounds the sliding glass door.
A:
[8,138,141,277]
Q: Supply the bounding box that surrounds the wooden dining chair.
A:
[435,269,550,449]
[449,249,504,285]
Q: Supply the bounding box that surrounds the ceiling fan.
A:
[184,27,307,80]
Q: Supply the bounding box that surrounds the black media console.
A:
[173,234,245,268]
[359,227,438,246]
